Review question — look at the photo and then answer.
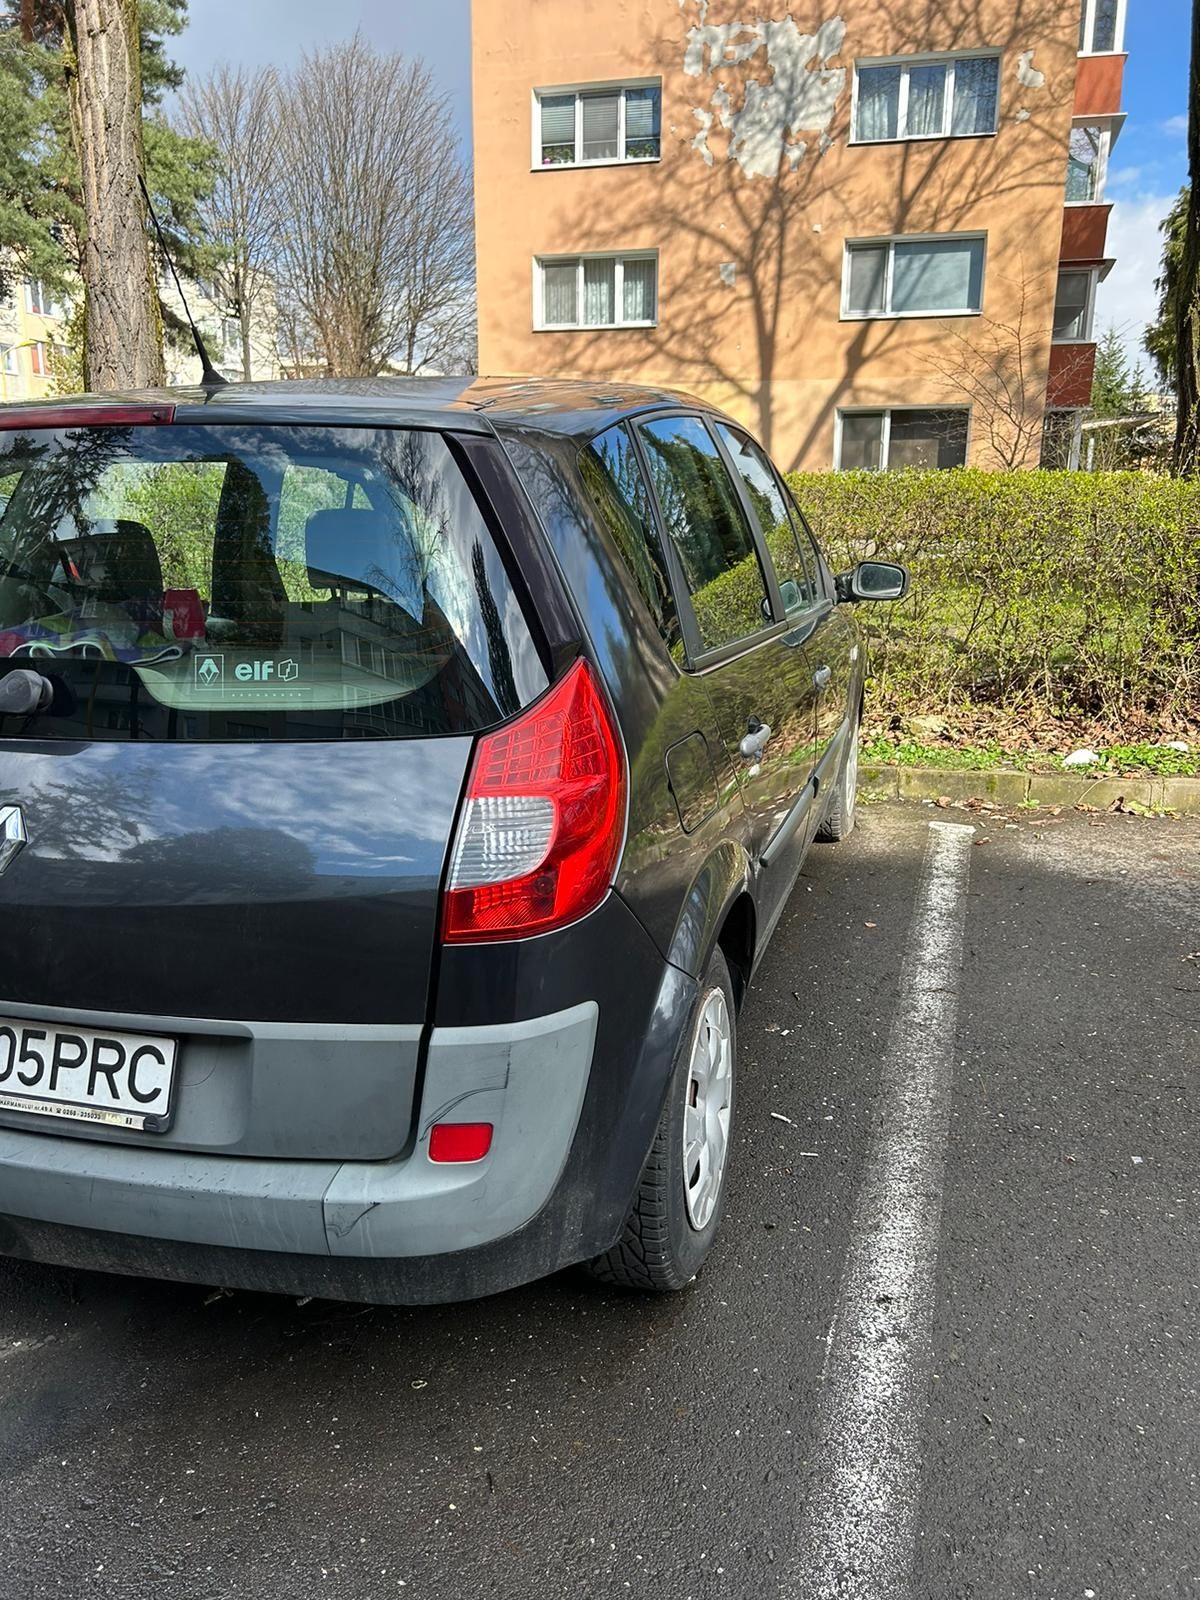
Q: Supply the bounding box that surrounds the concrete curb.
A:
[858,764,1200,816]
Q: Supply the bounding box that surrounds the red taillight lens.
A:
[428,1122,494,1163]
[442,658,626,943]
[0,404,174,430]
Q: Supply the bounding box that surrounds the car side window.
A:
[578,423,681,653]
[715,423,820,612]
[636,414,771,653]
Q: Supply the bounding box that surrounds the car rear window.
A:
[0,422,547,741]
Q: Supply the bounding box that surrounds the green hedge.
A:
[784,469,1200,729]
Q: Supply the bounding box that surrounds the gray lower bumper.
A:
[0,1002,597,1260]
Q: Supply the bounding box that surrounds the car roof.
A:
[2,376,723,441]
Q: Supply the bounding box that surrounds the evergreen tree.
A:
[1145,187,1187,396]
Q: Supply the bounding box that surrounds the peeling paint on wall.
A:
[683,9,846,180]
[1015,50,1046,89]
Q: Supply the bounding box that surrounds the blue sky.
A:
[170,0,1184,377]
[1096,0,1189,374]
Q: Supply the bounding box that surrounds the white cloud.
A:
[1095,193,1175,379]
[1160,114,1188,137]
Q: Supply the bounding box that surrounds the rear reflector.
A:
[442,658,626,943]
[428,1122,494,1163]
[0,404,175,431]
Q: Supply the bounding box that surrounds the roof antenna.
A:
[137,173,227,389]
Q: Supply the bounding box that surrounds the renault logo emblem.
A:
[0,806,27,877]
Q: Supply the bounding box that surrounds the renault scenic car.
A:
[0,378,905,1303]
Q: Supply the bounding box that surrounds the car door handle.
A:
[813,664,833,690]
[739,720,772,759]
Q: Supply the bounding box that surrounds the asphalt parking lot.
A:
[1,800,1197,1600]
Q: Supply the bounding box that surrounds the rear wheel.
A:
[586,949,736,1292]
[817,712,859,842]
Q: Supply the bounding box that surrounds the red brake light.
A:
[0,404,174,431]
[428,1122,494,1163]
[442,658,626,943]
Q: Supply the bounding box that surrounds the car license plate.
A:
[0,1017,177,1133]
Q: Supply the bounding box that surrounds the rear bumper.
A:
[0,1002,601,1297]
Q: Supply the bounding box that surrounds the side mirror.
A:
[837,560,909,603]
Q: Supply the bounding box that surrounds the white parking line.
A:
[788,820,975,1600]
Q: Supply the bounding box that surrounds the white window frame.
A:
[28,340,47,376]
[841,233,987,321]
[24,280,48,317]
[531,80,662,171]
[1078,0,1127,55]
[533,251,659,332]
[849,50,1002,144]
[0,345,18,377]
[1065,121,1111,204]
[1052,267,1099,343]
[1041,409,1083,470]
[834,406,973,471]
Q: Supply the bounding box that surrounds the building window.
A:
[1079,0,1125,53]
[24,281,49,316]
[1052,269,1096,341]
[535,83,661,168]
[1066,124,1109,202]
[0,345,17,377]
[535,253,657,330]
[837,409,970,471]
[1041,410,1082,470]
[853,54,1000,142]
[843,235,985,319]
[28,341,47,376]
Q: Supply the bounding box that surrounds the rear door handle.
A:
[813,664,832,690]
[739,720,772,759]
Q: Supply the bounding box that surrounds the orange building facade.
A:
[471,0,1127,471]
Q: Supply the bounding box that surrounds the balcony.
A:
[1074,54,1125,117]
[1060,203,1113,263]
[1047,342,1096,408]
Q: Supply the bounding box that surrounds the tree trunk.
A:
[1175,0,1200,474]
[65,0,164,390]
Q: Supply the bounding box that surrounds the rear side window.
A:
[715,424,821,610]
[636,415,769,653]
[578,423,680,653]
[0,423,546,741]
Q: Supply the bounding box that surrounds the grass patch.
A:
[861,736,1200,778]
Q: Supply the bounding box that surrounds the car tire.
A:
[817,713,859,842]
[585,948,737,1293]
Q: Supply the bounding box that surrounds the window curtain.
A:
[891,239,983,313]
[622,257,656,322]
[541,262,578,325]
[847,244,887,313]
[951,57,999,135]
[624,87,661,157]
[583,258,616,324]
[839,414,884,470]
[855,66,900,140]
[540,95,575,162]
[906,65,946,136]
[581,93,619,160]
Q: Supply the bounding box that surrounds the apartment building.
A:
[471,0,1126,470]
[0,276,71,403]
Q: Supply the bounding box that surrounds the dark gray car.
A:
[0,379,905,1303]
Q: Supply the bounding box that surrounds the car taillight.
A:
[442,658,626,943]
[0,404,175,430]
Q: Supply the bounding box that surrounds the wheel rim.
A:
[682,986,733,1231]
[844,729,859,823]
